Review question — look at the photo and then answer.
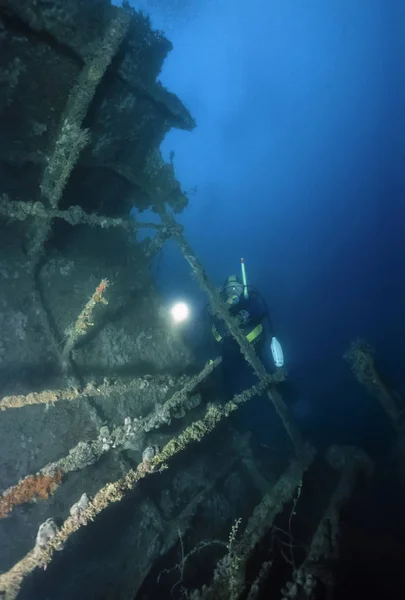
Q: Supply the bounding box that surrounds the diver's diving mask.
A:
[223,276,244,305]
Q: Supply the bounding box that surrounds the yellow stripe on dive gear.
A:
[212,323,263,344]
[246,323,262,343]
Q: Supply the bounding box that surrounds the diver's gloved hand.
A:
[237,309,250,326]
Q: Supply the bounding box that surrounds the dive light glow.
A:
[170,302,190,323]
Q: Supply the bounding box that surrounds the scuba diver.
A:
[211,259,284,399]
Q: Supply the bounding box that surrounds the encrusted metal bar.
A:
[345,339,404,430]
[159,207,305,457]
[0,378,267,599]
[0,194,161,231]
[28,8,132,266]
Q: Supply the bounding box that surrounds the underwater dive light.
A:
[170,301,190,324]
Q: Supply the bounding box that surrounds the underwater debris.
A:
[0,470,63,520]
[157,207,301,456]
[0,1,282,598]
[186,444,373,600]
[0,376,167,411]
[0,1,395,599]
[185,450,315,600]
[0,359,221,456]
[70,493,90,527]
[345,339,404,430]
[0,194,163,233]
[142,446,157,463]
[35,518,64,552]
[0,359,229,523]
[57,441,100,472]
[0,386,86,411]
[139,445,160,474]
[28,8,132,266]
[0,379,267,598]
[279,446,374,600]
[245,560,273,600]
[62,278,109,367]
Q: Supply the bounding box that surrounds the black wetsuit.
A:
[212,288,274,399]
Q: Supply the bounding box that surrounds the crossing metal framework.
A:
[0,4,371,600]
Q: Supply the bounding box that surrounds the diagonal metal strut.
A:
[158,207,305,457]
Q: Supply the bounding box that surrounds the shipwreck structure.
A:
[0,1,402,599]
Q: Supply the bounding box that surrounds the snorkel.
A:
[240,257,248,300]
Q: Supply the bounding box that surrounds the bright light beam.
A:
[170,301,190,324]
